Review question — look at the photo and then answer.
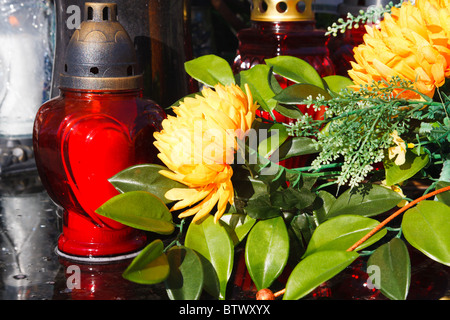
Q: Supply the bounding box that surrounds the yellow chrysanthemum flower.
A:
[153,83,258,223]
[348,0,450,99]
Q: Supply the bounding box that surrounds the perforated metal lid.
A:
[60,2,142,90]
[250,0,314,22]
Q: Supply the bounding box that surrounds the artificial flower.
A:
[153,83,258,223]
[388,130,414,166]
[348,0,450,99]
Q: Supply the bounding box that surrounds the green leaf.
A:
[220,213,256,245]
[95,191,175,234]
[284,250,359,300]
[232,176,268,204]
[265,56,324,89]
[197,252,220,299]
[165,246,204,300]
[278,137,320,160]
[384,149,429,186]
[312,190,336,223]
[245,192,281,220]
[122,239,170,284]
[402,200,450,266]
[184,54,235,87]
[257,123,289,158]
[245,216,290,290]
[367,238,411,300]
[436,181,450,206]
[327,183,403,218]
[273,103,304,119]
[185,215,234,299]
[270,187,316,211]
[289,213,317,248]
[304,215,387,256]
[239,64,277,113]
[322,75,354,94]
[108,164,187,204]
[273,83,332,105]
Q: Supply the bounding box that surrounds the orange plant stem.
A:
[271,185,450,299]
[346,185,450,252]
[273,288,285,298]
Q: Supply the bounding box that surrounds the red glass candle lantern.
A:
[33,3,165,261]
[233,0,335,77]
[233,0,335,167]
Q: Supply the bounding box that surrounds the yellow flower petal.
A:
[166,187,211,210]
[388,130,408,166]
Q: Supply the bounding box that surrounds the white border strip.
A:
[55,247,141,263]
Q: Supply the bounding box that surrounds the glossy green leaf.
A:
[304,215,387,256]
[284,250,359,300]
[436,181,450,206]
[239,64,277,113]
[257,123,289,158]
[122,239,169,284]
[184,54,235,86]
[327,183,403,218]
[165,246,204,300]
[273,83,332,105]
[273,103,304,119]
[95,191,174,234]
[185,215,234,299]
[278,137,320,160]
[322,75,354,94]
[265,56,324,89]
[402,201,450,266]
[367,238,411,300]
[384,149,429,186]
[245,216,289,290]
[196,251,220,299]
[220,213,256,245]
[108,164,186,203]
[313,190,336,223]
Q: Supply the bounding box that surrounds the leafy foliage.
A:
[96,54,450,301]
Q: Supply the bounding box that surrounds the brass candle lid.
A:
[250,0,315,22]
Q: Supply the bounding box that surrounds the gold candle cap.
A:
[251,0,315,22]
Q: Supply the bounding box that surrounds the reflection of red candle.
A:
[59,259,138,300]
[233,0,334,168]
[33,3,165,260]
